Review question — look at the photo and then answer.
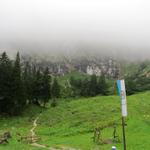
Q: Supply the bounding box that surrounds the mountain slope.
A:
[0,92,150,150]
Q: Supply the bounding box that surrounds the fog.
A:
[0,0,150,60]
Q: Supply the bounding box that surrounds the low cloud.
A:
[0,0,150,60]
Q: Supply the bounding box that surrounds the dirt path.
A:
[30,114,79,150]
[30,114,60,150]
[30,114,51,149]
[30,116,39,137]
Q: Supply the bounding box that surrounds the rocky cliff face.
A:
[22,55,120,78]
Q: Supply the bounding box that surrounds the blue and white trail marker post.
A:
[117,79,127,150]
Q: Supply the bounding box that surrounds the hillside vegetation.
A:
[0,91,150,150]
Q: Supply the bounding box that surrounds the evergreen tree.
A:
[70,76,82,97]
[22,61,33,104]
[89,74,97,96]
[125,76,137,95]
[32,68,43,105]
[42,67,51,106]
[69,76,77,97]
[51,77,60,98]
[134,75,150,93]
[98,74,108,95]
[0,52,13,114]
[51,77,60,107]
[70,76,76,86]
[80,78,90,97]
[11,52,26,115]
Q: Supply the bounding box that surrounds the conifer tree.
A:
[51,77,60,106]
[32,68,43,105]
[89,74,97,96]
[81,78,90,97]
[42,67,51,106]
[70,76,82,97]
[98,74,108,95]
[22,61,33,104]
[11,52,26,115]
[51,77,60,98]
[0,52,13,114]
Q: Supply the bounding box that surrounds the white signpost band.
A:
[117,79,127,117]
[120,80,127,117]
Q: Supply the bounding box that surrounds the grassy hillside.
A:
[0,92,150,150]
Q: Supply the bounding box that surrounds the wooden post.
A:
[122,117,126,150]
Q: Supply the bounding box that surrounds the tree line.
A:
[0,52,111,115]
[125,62,150,95]
[69,74,109,97]
[0,52,60,115]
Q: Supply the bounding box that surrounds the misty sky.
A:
[0,0,150,60]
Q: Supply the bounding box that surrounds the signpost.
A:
[117,79,127,150]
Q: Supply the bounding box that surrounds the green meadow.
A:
[0,91,150,150]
